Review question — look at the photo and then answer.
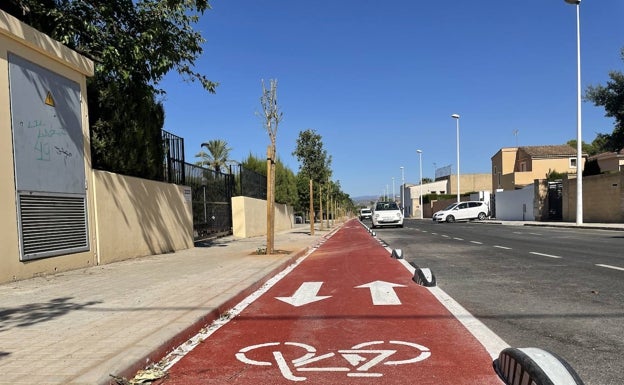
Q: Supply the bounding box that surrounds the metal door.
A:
[9,54,89,260]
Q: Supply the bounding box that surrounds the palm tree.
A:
[195,139,232,173]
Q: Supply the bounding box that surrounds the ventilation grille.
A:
[18,193,89,261]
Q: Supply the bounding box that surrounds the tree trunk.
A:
[309,179,314,235]
[319,184,323,231]
[266,145,275,254]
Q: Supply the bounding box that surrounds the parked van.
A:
[432,201,489,223]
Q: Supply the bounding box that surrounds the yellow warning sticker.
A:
[44,91,55,107]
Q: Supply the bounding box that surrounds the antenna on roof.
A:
[512,129,519,147]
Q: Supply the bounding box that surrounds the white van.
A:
[432,201,489,223]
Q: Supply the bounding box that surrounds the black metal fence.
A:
[162,130,185,185]
[160,130,268,239]
[234,164,267,200]
[185,163,234,239]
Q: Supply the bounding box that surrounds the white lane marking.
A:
[355,281,407,305]
[596,264,624,272]
[431,287,509,358]
[529,251,563,259]
[431,232,438,235]
[441,235,450,238]
[453,237,464,241]
[156,231,338,371]
[397,259,509,359]
[470,241,483,245]
[275,282,332,307]
[493,245,511,250]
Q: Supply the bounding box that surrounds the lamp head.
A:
[451,114,460,119]
[417,150,422,154]
[564,0,580,4]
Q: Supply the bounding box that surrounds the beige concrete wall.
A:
[491,147,518,191]
[0,11,96,283]
[232,196,294,238]
[92,171,193,263]
[447,173,491,195]
[563,171,624,223]
[531,158,578,179]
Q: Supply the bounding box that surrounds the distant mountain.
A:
[352,195,379,206]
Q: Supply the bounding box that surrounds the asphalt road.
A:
[371,219,624,385]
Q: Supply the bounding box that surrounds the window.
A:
[569,157,577,168]
[520,162,527,172]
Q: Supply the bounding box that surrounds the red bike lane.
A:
[156,220,503,385]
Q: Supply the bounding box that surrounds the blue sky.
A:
[159,0,624,198]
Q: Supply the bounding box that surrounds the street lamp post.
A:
[400,166,405,214]
[417,150,423,219]
[451,114,460,203]
[392,177,395,203]
[565,0,583,225]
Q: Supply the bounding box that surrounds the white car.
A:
[433,201,489,223]
[359,208,372,220]
[372,201,403,228]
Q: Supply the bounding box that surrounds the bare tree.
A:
[260,79,283,254]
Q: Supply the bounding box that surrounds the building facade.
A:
[491,145,585,192]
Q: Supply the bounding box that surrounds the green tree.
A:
[241,154,298,206]
[582,159,601,177]
[242,153,266,175]
[2,0,217,178]
[196,140,232,173]
[292,129,332,184]
[293,129,332,231]
[566,139,599,156]
[546,169,567,181]
[275,161,298,207]
[585,48,624,152]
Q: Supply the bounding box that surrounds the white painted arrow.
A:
[355,281,407,305]
[275,282,332,307]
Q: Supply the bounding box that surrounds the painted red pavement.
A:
[156,220,503,384]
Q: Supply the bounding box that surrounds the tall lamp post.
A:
[565,0,583,225]
[392,177,395,203]
[417,150,423,219]
[451,114,461,203]
[400,166,405,214]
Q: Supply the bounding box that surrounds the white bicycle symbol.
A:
[235,340,431,381]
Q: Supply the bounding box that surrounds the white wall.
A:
[495,185,535,221]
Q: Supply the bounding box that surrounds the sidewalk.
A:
[479,219,624,231]
[0,224,335,385]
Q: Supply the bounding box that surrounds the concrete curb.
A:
[474,220,624,231]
